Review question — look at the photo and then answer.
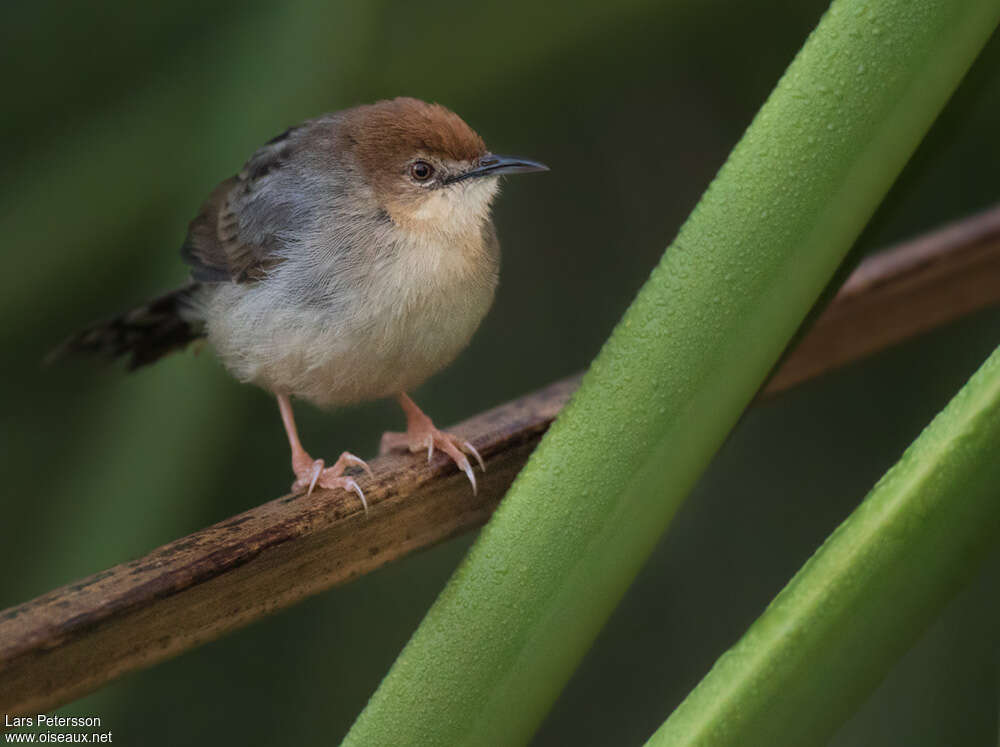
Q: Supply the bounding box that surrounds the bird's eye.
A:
[410,160,435,182]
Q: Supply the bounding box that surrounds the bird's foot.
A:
[380,418,485,494]
[292,451,373,512]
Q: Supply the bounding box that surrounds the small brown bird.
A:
[54,97,548,510]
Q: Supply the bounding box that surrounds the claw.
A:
[306,460,323,496]
[457,454,477,495]
[343,452,374,480]
[278,394,371,514]
[291,452,372,514]
[463,440,486,473]
[345,479,368,515]
[382,394,487,495]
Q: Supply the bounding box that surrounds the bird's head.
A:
[343,97,548,237]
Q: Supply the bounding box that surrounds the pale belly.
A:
[202,271,495,408]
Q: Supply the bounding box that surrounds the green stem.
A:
[345,1,1000,744]
[648,343,1000,746]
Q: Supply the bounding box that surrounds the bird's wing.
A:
[180,125,303,283]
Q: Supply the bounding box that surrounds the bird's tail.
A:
[48,284,206,370]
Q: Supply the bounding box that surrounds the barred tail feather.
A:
[48,284,206,370]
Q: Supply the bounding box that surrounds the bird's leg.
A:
[380,393,485,494]
[276,393,372,511]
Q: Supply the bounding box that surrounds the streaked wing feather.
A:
[180,125,303,283]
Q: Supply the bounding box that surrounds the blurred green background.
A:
[2,1,999,743]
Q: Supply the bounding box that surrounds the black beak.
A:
[447,154,549,184]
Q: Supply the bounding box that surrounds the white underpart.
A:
[201,172,501,409]
[412,177,499,234]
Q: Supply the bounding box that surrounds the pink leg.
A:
[380,393,485,494]
[276,394,373,511]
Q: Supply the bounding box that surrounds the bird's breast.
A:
[204,227,499,408]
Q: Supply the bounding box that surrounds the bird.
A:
[52,96,548,511]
